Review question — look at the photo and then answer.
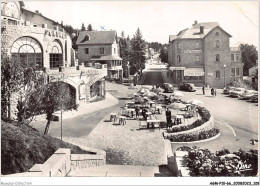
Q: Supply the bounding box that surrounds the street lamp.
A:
[223,64,226,88]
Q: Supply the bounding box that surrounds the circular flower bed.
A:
[168,128,219,142]
[167,106,211,133]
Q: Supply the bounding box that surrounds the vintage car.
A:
[238,90,258,100]
[250,93,258,103]
[229,88,247,97]
[162,83,174,93]
[178,83,196,92]
[223,86,236,94]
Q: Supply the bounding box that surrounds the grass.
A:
[1,120,93,175]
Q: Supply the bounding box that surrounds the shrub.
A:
[182,147,258,176]
[167,128,219,142]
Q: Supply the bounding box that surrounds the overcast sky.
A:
[25,1,258,47]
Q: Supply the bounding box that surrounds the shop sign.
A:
[184,72,205,76]
[208,72,213,76]
[183,50,202,54]
[170,67,185,70]
[45,30,67,39]
[79,83,86,100]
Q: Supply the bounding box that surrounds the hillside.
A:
[1,120,92,175]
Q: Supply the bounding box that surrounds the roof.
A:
[169,35,177,42]
[92,55,122,61]
[76,31,117,45]
[170,22,231,41]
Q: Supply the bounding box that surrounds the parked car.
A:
[250,93,258,103]
[238,90,258,100]
[162,83,174,93]
[229,88,247,97]
[223,86,236,94]
[178,83,196,92]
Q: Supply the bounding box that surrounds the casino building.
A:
[168,21,243,88]
[1,1,107,119]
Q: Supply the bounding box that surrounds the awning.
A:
[92,55,122,61]
[184,68,205,76]
[169,67,185,71]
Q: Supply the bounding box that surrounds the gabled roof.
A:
[170,22,231,41]
[169,35,177,42]
[76,31,117,45]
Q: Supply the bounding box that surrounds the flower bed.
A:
[168,128,219,142]
[181,147,258,176]
[167,107,211,133]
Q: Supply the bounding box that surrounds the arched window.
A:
[215,70,220,78]
[216,54,220,62]
[215,40,220,48]
[215,32,219,36]
[11,36,43,69]
[177,55,181,62]
[49,40,63,69]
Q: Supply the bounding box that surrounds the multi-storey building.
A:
[168,21,243,88]
[76,31,123,80]
[1,1,107,119]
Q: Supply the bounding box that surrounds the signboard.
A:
[184,72,205,76]
[208,72,213,76]
[45,30,67,39]
[79,83,86,100]
[170,67,185,71]
[183,50,202,54]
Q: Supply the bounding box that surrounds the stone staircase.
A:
[67,164,176,177]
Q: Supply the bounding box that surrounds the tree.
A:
[81,23,86,31]
[129,28,146,75]
[87,24,93,31]
[1,55,46,122]
[240,44,258,76]
[159,47,168,63]
[119,31,131,77]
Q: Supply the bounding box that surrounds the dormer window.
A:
[80,35,90,43]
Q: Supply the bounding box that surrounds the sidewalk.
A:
[33,92,119,122]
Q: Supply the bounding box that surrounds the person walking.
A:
[165,108,172,129]
[135,107,140,119]
[202,86,205,95]
[211,87,214,97]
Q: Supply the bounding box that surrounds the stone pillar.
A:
[85,85,91,103]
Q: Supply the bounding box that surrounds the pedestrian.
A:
[135,107,140,119]
[211,88,214,97]
[202,86,205,95]
[214,88,217,97]
[165,108,172,129]
[142,108,147,120]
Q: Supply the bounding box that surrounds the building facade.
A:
[76,31,123,80]
[168,21,243,88]
[1,1,107,119]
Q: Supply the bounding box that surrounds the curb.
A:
[168,132,221,144]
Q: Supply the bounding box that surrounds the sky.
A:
[25,1,259,47]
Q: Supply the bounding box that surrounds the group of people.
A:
[202,86,217,97]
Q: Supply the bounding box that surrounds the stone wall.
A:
[4,147,106,177]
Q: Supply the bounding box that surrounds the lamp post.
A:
[223,64,226,88]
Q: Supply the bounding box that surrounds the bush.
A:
[168,128,219,142]
[182,147,258,176]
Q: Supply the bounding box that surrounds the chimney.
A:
[200,26,204,34]
[193,20,198,26]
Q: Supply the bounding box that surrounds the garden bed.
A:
[166,128,220,142]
